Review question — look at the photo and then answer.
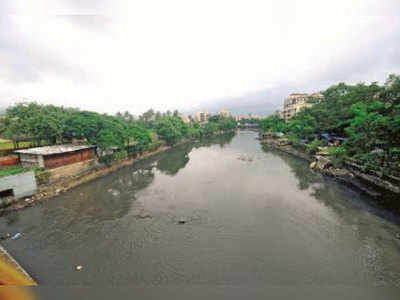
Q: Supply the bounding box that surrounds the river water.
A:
[1,131,400,291]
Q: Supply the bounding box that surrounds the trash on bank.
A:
[11,233,22,240]
[0,233,11,240]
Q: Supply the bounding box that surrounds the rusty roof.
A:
[14,144,95,156]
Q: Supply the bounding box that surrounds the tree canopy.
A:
[260,74,400,175]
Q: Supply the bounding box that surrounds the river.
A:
[1,131,400,293]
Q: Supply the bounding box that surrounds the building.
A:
[0,171,37,202]
[15,144,96,169]
[219,109,230,118]
[275,110,284,119]
[194,112,209,123]
[308,92,324,103]
[282,92,323,120]
[180,115,191,123]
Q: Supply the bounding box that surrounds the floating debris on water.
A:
[108,188,121,197]
[75,265,83,271]
[135,213,152,219]
[237,154,253,162]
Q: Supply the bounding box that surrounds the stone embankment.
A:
[261,136,400,198]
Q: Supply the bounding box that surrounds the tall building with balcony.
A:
[282,93,323,120]
[194,112,209,123]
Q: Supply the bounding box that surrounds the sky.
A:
[1,0,399,116]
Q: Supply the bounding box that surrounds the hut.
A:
[15,145,95,169]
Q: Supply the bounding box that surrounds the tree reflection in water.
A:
[261,144,400,225]
[261,144,320,191]
[39,132,236,246]
[156,132,235,176]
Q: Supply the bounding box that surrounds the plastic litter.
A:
[11,233,22,240]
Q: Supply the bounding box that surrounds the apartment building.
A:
[282,93,323,120]
[194,112,210,123]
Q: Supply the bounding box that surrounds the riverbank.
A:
[2,130,400,289]
[0,131,235,215]
[0,144,177,215]
[260,136,400,200]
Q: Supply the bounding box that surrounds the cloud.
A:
[0,0,399,115]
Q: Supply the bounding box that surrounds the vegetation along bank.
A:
[0,104,237,213]
[259,74,400,199]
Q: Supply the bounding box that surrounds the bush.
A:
[112,150,128,161]
[328,145,347,167]
[306,139,324,154]
[34,168,50,184]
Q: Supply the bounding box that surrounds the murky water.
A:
[1,131,400,290]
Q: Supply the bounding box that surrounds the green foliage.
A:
[260,115,286,133]
[203,122,219,135]
[0,103,238,161]
[306,139,324,154]
[2,103,153,153]
[34,168,51,184]
[260,74,400,175]
[155,117,186,145]
[0,167,27,178]
[1,102,74,143]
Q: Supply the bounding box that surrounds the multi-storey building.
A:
[282,93,323,120]
[194,112,210,123]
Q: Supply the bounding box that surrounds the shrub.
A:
[34,168,50,184]
[306,139,324,154]
[328,145,347,167]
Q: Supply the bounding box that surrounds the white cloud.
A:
[0,0,399,114]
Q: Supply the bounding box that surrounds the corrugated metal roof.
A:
[14,144,95,156]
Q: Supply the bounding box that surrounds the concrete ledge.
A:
[0,171,37,199]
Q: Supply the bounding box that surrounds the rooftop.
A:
[289,93,308,96]
[14,144,94,156]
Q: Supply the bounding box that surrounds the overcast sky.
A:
[1,0,399,115]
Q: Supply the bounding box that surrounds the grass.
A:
[0,166,27,178]
[0,140,51,151]
[0,141,35,151]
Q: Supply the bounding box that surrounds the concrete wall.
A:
[0,171,37,199]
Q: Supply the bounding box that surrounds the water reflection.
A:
[198,131,235,148]
[2,131,399,288]
[261,144,400,226]
[156,132,235,176]
[156,145,191,175]
[262,144,319,190]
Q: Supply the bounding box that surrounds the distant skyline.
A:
[1,0,400,115]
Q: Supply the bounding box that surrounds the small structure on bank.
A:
[0,171,37,207]
[15,144,96,169]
